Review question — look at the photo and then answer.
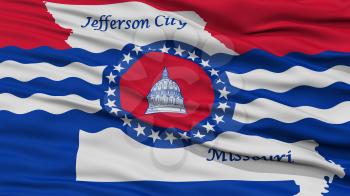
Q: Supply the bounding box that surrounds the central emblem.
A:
[101,41,235,148]
[145,67,186,114]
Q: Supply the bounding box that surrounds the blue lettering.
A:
[242,156,250,161]
[81,17,92,28]
[207,148,227,161]
[207,150,293,163]
[125,20,131,29]
[252,156,261,160]
[110,20,117,29]
[287,150,293,163]
[132,20,140,29]
[140,19,150,29]
[229,153,241,161]
[155,15,165,27]
[177,20,187,30]
[82,15,186,31]
[97,15,111,32]
[274,154,286,161]
[91,19,99,29]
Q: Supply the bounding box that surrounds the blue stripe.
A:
[0,78,103,100]
[230,82,350,108]
[1,110,349,153]
[227,49,350,73]
[1,46,350,73]
[0,181,298,196]
[0,46,120,66]
[0,110,117,134]
[231,119,350,145]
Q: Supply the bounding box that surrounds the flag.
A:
[1,1,350,195]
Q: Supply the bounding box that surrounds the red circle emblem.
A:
[120,52,215,131]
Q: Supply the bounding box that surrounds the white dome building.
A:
[145,67,186,114]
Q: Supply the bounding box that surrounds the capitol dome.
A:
[145,67,186,114]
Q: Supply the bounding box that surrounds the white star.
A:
[213,114,224,124]
[188,51,198,61]
[160,45,170,53]
[148,130,161,143]
[209,68,219,76]
[200,59,210,67]
[174,45,185,56]
[165,132,177,144]
[105,87,115,96]
[202,122,215,133]
[216,78,225,84]
[121,115,132,127]
[122,53,133,64]
[110,107,121,115]
[218,102,230,112]
[134,123,146,136]
[219,87,230,100]
[113,64,124,72]
[132,45,143,54]
[178,132,190,140]
[193,131,205,139]
[106,72,116,83]
[105,99,115,108]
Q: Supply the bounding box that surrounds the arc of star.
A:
[193,131,205,139]
[106,72,116,83]
[178,132,190,140]
[200,59,210,67]
[134,123,146,136]
[165,132,177,144]
[188,51,198,61]
[160,45,170,53]
[122,53,133,64]
[213,114,224,124]
[209,68,219,76]
[202,122,215,133]
[174,45,185,56]
[132,45,143,54]
[216,78,225,84]
[218,102,230,112]
[219,87,230,100]
[113,64,124,72]
[121,115,132,127]
[105,99,116,108]
[110,107,121,115]
[148,130,161,143]
[105,87,116,96]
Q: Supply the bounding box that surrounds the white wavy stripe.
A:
[0,93,101,114]
[226,65,350,93]
[0,60,106,85]
[233,98,350,124]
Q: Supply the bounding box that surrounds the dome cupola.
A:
[145,67,186,114]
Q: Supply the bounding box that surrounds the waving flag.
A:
[1,1,350,195]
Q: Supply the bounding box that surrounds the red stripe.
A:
[1,0,350,55]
